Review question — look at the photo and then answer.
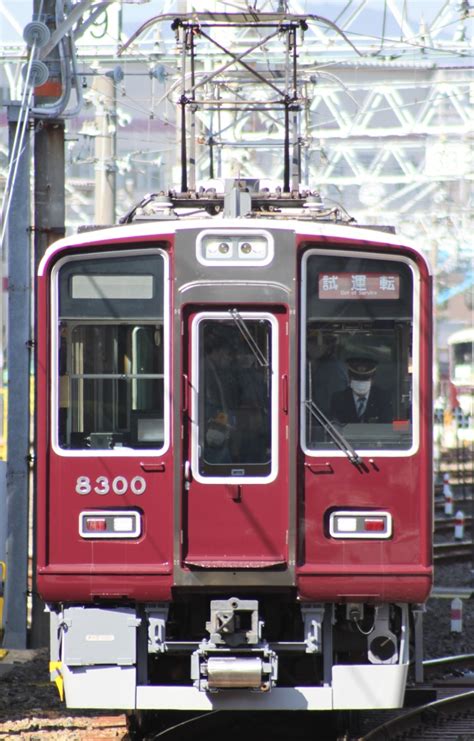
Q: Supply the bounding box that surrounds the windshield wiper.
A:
[304,399,366,470]
[228,308,269,368]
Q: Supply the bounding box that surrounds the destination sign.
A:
[318,272,400,300]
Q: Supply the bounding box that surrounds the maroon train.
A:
[36,186,433,722]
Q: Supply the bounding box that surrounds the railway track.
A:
[135,710,348,740]
[360,655,474,740]
[434,540,472,561]
[431,585,472,598]
[435,515,473,534]
[434,474,473,487]
[0,711,128,739]
[434,499,472,518]
[423,653,474,684]
[360,690,474,740]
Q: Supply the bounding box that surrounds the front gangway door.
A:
[182,310,289,569]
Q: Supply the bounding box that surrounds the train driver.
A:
[330,357,393,424]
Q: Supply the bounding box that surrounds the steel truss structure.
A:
[0,1,472,275]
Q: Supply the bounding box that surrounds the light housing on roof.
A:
[196,229,274,266]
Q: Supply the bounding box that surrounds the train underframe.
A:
[48,592,419,712]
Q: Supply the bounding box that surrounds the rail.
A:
[433,540,472,561]
[361,690,474,740]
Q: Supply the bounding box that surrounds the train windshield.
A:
[194,315,274,478]
[55,250,166,451]
[302,251,415,452]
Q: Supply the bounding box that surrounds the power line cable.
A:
[0,42,37,251]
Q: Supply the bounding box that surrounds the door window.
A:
[192,314,276,478]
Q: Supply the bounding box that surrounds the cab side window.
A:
[56,251,166,451]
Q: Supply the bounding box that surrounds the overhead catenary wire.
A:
[1,2,471,223]
[0,40,37,251]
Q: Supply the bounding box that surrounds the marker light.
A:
[238,238,267,258]
[85,518,107,532]
[329,510,392,539]
[80,510,141,539]
[113,516,135,532]
[197,229,274,266]
[364,517,385,532]
[336,517,357,533]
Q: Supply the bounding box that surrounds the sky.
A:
[1,0,472,55]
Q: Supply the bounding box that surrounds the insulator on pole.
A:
[23,21,50,49]
[22,60,49,88]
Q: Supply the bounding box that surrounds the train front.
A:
[36,216,433,714]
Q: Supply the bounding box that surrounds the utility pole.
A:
[33,0,66,264]
[3,104,32,649]
[93,73,116,225]
[30,0,66,648]
[33,119,66,261]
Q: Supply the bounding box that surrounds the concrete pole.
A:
[33,0,66,265]
[33,119,66,260]
[30,117,66,650]
[3,104,32,648]
[93,74,116,224]
[30,0,67,649]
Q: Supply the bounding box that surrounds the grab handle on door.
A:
[182,374,189,413]
[140,461,165,473]
[184,460,192,491]
[281,374,288,414]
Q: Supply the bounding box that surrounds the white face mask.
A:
[350,379,371,396]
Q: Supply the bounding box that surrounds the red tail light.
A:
[364,518,385,532]
[85,518,107,532]
[79,510,141,539]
